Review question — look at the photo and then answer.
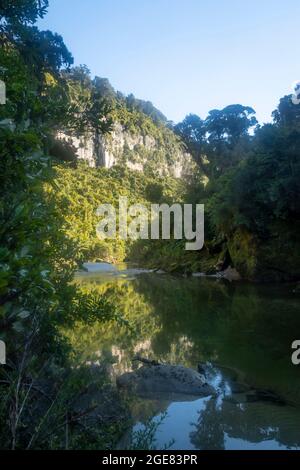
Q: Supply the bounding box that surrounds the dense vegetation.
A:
[172,99,300,280]
[52,162,185,263]
[0,0,299,451]
[0,1,128,449]
[115,100,300,281]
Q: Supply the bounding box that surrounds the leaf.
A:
[18,310,30,319]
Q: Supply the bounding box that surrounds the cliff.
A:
[57,122,195,178]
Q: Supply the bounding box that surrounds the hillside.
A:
[55,70,195,177]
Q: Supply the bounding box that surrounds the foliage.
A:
[128,413,174,450]
[0,1,124,449]
[175,105,257,178]
[172,98,300,279]
[51,162,185,263]
[208,117,300,236]
[0,128,124,448]
[0,1,49,27]
[62,66,113,137]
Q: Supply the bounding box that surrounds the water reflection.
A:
[70,264,300,450]
[129,362,300,450]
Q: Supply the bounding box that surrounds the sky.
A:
[38,0,300,124]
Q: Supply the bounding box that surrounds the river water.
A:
[71,263,300,450]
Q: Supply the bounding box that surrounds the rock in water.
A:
[117,364,214,397]
[217,266,241,281]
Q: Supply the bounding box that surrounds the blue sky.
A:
[39,0,299,124]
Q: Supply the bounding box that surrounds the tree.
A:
[0,0,120,449]
[209,98,300,237]
[272,95,300,130]
[62,66,113,139]
[174,114,206,156]
[175,106,257,179]
[205,104,257,144]
[0,0,49,28]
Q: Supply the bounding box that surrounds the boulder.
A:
[217,266,241,281]
[116,364,214,397]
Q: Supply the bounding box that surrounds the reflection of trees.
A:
[135,275,300,404]
[191,398,226,449]
[69,273,300,449]
[190,396,300,450]
[136,275,233,363]
[71,272,300,407]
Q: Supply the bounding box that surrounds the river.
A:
[70,262,300,450]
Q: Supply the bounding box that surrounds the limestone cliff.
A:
[57,122,195,178]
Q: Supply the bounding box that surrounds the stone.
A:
[116,364,214,397]
[56,122,195,178]
[217,266,241,281]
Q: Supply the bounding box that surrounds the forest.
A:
[0,0,299,450]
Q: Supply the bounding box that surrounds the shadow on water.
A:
[70,264,300,450]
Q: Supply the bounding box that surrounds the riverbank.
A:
[126,229,300,283]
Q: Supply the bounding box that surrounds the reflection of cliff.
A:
[109,340,152,377]
[190,396,300,450]
[64,279,160,369]
[69,273,300,406]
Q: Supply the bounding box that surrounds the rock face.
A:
[57,131,96,167]
[116,364,214,397]
[57,123,195,178]
[227,225,300,282]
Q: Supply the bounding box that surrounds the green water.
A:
[71,263,300,450]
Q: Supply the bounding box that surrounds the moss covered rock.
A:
[228,224,300,282]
